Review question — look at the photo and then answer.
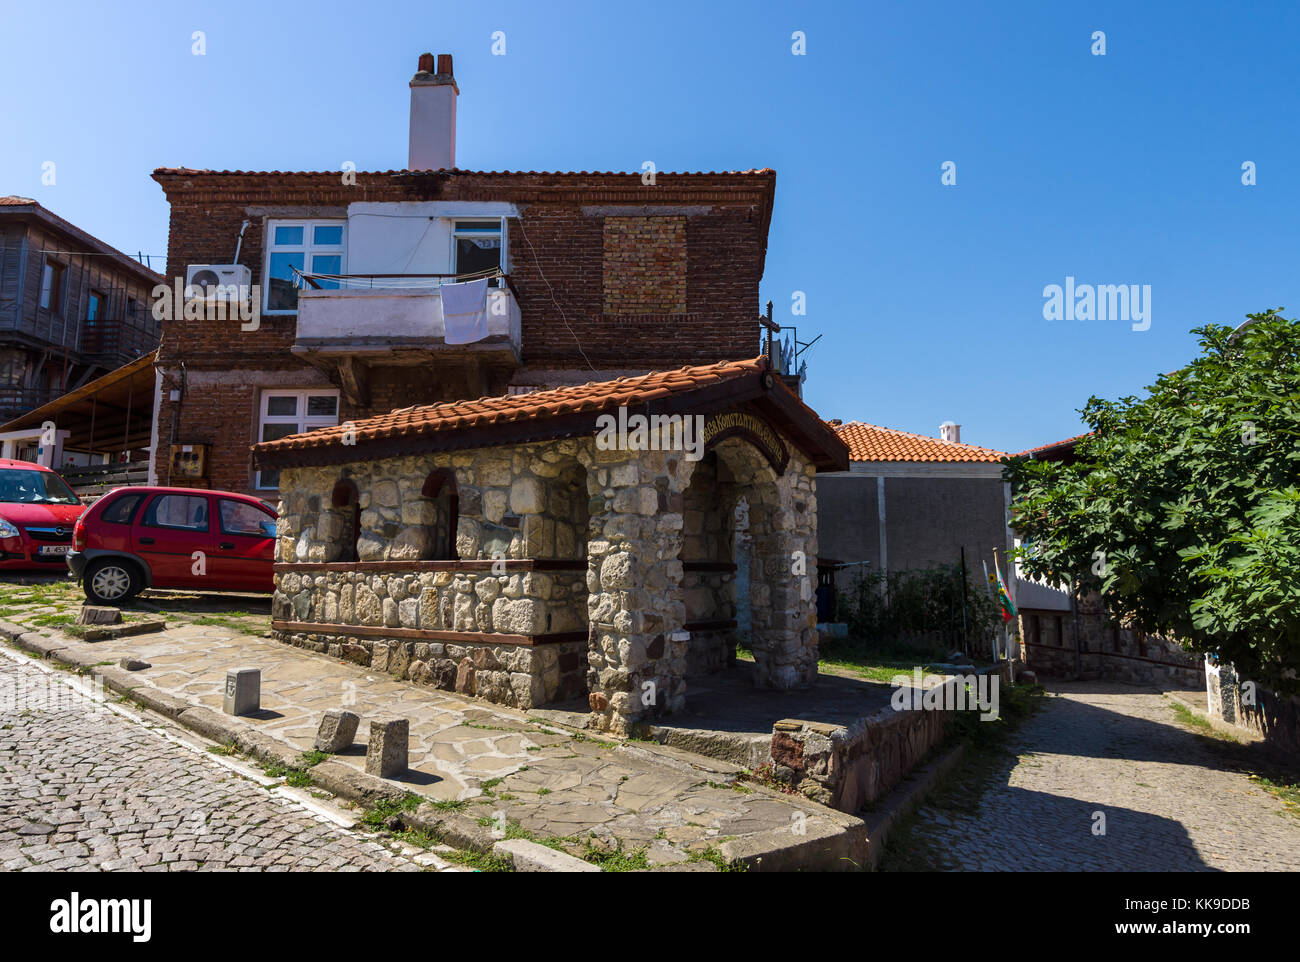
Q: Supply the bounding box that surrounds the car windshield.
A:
[0,467,81,505]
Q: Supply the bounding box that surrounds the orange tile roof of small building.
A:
[254,357,850,473]
[833,421,1007,463]
[1014,433,1091,458]
[258,358,767,458]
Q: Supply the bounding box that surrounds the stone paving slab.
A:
[0,617,865,868]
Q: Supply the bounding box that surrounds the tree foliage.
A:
[1004,310,1300,694]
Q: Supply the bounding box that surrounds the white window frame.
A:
[263,219,347,315]
[255,388,340,489]
[451,218,507,283]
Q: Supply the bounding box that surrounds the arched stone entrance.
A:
[581,429,821,733]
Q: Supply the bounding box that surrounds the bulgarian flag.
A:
[991,551,1017,624]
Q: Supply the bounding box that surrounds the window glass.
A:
[257,388,339,489]
[311,254,342,290]
[220,499,276,537]
[261,423,300,442]
[88,292,103,322]
[266,251,305,312]
[266,396,298,417]
[306,395,338,417]
[455,235,501,276]
[101,493,144,524]
[143,495,209,531]
[0,467,79,505]
[264,220,346,312]
[39,261,64,312]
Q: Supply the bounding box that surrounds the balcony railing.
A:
[0,387,61,420]
[81,315,160,357]
[291,270,522,361]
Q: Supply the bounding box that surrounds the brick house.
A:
[149,52,777,496]
[0,196,162,427]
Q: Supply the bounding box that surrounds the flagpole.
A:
[992,547,1013,672]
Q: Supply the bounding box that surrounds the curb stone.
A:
[492,838,601,872]
[860,741,966,871]
[404,803,500,854]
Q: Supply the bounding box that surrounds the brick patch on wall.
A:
[602,216,687,315]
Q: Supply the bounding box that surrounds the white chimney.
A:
[940,421,961,444]
[408,52,458,171]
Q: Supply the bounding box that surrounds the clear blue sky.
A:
[4,0,1297,454]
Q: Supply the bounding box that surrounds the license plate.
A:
[38,545,71,556]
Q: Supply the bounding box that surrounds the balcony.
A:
[291,272,522,404]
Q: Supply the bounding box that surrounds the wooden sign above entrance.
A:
[702,411,789,474]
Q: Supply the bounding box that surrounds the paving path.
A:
[0,608,858,867]
[888,681,1300,871]
[0,651,450,871]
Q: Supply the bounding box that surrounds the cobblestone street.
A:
[0,651,450,872]
[886,681,1300,871]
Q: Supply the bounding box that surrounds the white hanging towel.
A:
[441,278,490,344]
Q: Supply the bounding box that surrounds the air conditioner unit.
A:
[185,264,252,302]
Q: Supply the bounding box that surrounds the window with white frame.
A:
[452,219,505,284]
[263,220,346,314]
[256,389,340,489]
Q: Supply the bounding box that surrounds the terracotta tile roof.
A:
[833,421,1007,463]
[259,358,770,457]
[1014,433,1091,459]
[0,197,164,283]
[254,357,850,473]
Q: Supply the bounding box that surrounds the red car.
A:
[0,458,86,569]
[68,486,278,604]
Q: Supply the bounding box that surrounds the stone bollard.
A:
[365,718,409,777]
[314,709,360,753]
[223,667,261,716]
[77,605,122,626]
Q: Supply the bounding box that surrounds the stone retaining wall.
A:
[769,678,962,812]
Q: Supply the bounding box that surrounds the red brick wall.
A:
[150,169,774,490]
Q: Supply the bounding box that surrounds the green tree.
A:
[1005,310,1300,695]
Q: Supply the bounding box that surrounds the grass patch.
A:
[424,798,468,812]
[361,793,423,828]
[262,751,330,787]
[580,837,650,872]
[439,848,514,872]
[1250,774,1300,818]
[1168,700,1239,742]
[686,847,745,872]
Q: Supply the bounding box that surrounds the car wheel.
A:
[84,558,141,605]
